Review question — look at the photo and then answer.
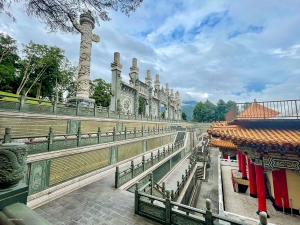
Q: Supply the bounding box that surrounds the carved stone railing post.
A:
[134,127,136,138]
[48,127,54,151]
[0,143,28,209]
[19,90,26,112]
[149,173,154,195]
[4,127,12,143]
[77,126,82,147]
[98,127,101,143]
[165,190,171,225]
[205,199,213,225]
[258,211,268,225]
[142,156,145,171]
[134,182,139,214]
[115,166,119,189]
[124,127,127,140]
[151,152,154,166]
[141,126,144,137]
[113,127,116,141]
[131,160,134,178]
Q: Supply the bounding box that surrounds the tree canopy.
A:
[90,78,111,107]
[1,0,143,33]
[182,112,187,120]
[0,33,77,100]
[192,99,236,122]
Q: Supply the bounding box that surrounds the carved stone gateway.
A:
[68,11,100,105]
[109,52,182,120]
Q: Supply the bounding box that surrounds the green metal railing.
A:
[0,126,176,155]
[0,92,185,123]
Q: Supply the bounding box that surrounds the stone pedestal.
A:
[0,143,28,210]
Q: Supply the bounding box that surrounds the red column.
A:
[238,151,242,172]
[256,165,267,214]
[223,154,228,159]
[272,169,289,210]
[248,158,257,198]
[241,153,247,179]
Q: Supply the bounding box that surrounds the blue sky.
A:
[1,0,300,104]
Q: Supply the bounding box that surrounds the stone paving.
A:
[222,165,300,225]
[163,158,191,190]
[34,167,160,225]
[195,147,219,214]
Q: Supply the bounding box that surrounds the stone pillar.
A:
[248,158,257,198]
[130,58,139,114]
[272,169,289,210]
[241,153,247,179]
[165,83,170,119]
[68,11,100,106]
[110,52,123,112]
[145,70,152,117]
[0,143,28,210]
[256,165,267,214]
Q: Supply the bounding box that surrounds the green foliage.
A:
[0,33,19,93]
[0,33,77,101]
[138,97,146,115]
[90,78,111,107]
[182,112,187,120]
[192,99,236,122]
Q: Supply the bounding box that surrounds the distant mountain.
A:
[182,101,198,121]
[159,100,198,121]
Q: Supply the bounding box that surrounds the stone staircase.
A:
[196,166,204,180]
[175,131,186,142]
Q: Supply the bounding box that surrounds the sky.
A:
[1,0,300,105]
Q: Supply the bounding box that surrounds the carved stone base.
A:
[67,97,95,107]
[0,183,28,210]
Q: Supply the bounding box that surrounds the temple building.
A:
[208,99,300,217]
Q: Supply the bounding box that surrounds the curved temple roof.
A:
[208,121,300,147]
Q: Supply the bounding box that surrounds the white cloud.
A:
[1,0,300,105]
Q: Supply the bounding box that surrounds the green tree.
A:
[16,41,66,98]
[138,97,146,115]
[1,0,143,33]
[90,78,111,107]
[182,112,187,121]
[0,33,19,92]
[203,100,216,122]
[216,99,227,121]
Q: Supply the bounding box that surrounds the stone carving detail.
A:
[28,161,48,195]
[0,143,28,188]
[70,11,100,99]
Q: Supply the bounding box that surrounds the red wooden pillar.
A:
[256,165,267,214]
[241,153,247,179]
[248,158,257,198]
[272,169,289,210]
[238,151,242,172]
[223,153,228,159]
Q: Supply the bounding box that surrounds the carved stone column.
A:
[0,143,29,209]
[110,52,122,112]
[68,11,100,105]
[130,58,139,114]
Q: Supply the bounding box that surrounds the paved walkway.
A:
[222,166,300,225]
[34,168,160,225]
[163,159,191,190]
[195,147,219,213]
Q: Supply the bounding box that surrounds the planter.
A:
[0,143,28,188]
